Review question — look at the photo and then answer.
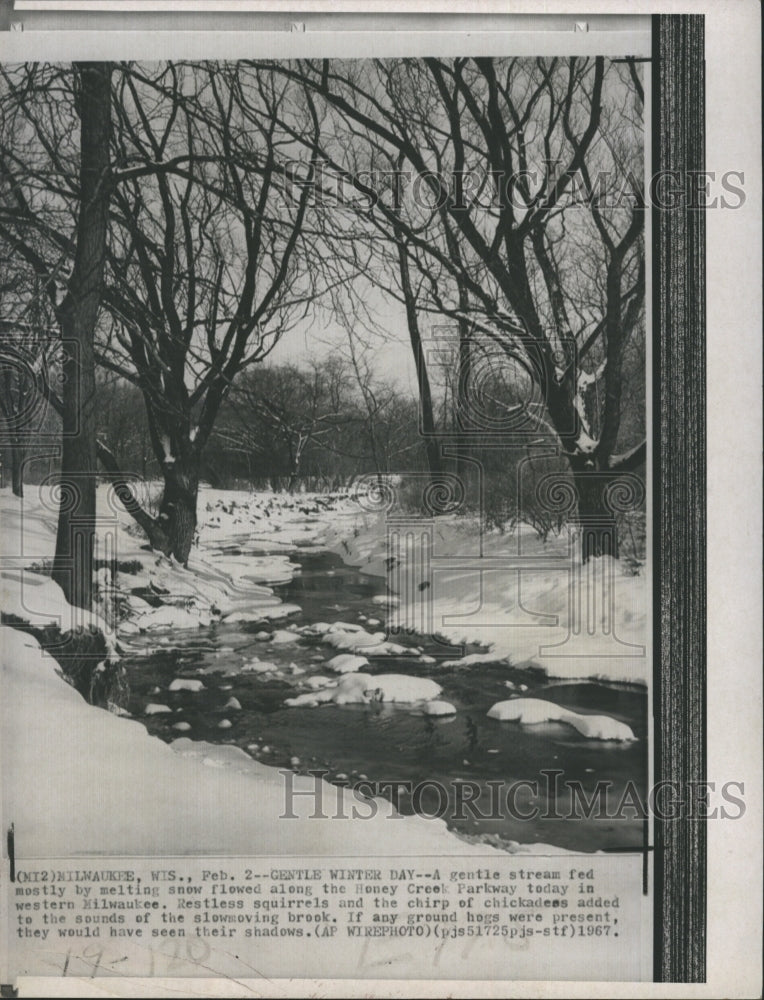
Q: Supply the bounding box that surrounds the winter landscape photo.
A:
[0,51,650,898]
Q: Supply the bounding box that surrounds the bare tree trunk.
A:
[157,461,199,565]
[456,321,471,481]
[51,63,111,611]
[395,235,443,482]
[441,223,473,482]
[569,458,619,562]
[0,371,27,498]
[10,446,23,498]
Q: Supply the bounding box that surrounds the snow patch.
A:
[487,698,636,741]
[270,629,298,645]
[168,678,205,693]
[327,621,365,634]
[285,672,441,708]
[442,651,509,668]
[372,594,400,607]
[325,629,386,651]
[240,658,278,674]
[134,605,213,631]
[326,653,369,673]
[422,700,457,716]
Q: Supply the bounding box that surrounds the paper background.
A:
[0,1,760,996]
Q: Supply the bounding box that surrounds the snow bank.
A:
[1,626,502,857]
[0,567,111,640]
[0,486,362,648]
[320,512,649,686]
[487,697,636,741]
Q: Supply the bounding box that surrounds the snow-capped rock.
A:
[168,678,205,693]
[145,703,172,715]
[422,700,457,716]
[326,653,369,673]
[285,672,441,708]
[487,698,635,741]
[270,629,298,644]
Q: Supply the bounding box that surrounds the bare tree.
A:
[49,63,112,608]
[220,360,354,492]
[1,62,320,564]
[90,64,320,560]
[261,56,646,559]
[0,63,112,607]
[0,265,60,497]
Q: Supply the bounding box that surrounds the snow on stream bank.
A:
[319,512,649,686]
[2,485,648,688]
[1,627,505,857]
[1,484,644,857]
[0,487,494,857]
[2,487,505,856]
[1,486,358,638]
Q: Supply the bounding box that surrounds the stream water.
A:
[122,547,648,854]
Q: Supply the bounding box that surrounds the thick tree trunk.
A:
[156,462,199,565]
[568,457,620,563]
[574,472,619,561]
[565,439,646,562]
[52,63,111,611]
[98,438,200,564]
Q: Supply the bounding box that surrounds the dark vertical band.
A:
[652,13,707,983]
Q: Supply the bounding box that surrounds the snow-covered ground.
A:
[0,488,472,856]
[1,483,647,858]
[1,485,511,856]
[1,626,508,857]
[0,484,361,638]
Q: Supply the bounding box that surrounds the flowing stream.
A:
[122,546,647,854]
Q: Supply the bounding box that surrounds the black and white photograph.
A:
[0,4,760,997]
